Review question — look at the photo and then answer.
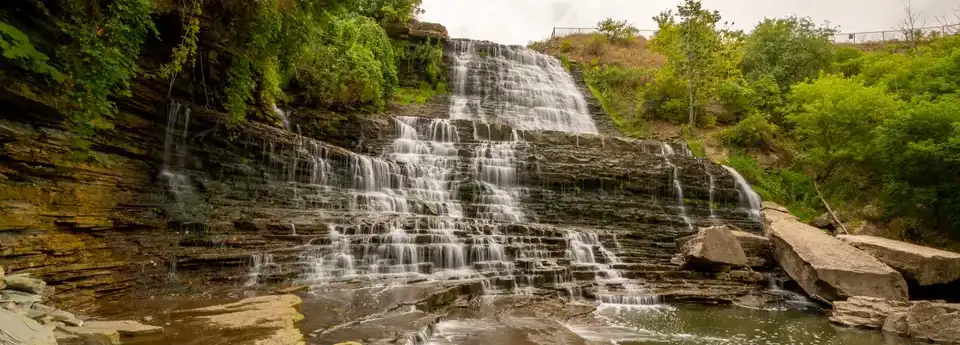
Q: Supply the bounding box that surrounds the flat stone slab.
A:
[764,208,908,301]
[0,308,57,345]
[838,235,960,286]
[84,320,163,336]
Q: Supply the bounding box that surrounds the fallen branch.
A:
[814,183,849,235]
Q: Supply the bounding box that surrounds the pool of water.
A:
[565,304,919,345]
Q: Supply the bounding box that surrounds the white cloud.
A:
[419,0,959,45]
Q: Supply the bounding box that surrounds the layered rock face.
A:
[0,40,765,309]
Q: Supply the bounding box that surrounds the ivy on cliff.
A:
[1,0,425,131]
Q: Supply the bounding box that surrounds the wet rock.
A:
[178,294,303,345]
[884,301,960,343]
[838,235,960,286]
[680,225,747,270]
[0,308,57,345]
[809,213,835,230]
[57,326,121,345]
[5,274,47,295]
[82,320,162,337]
[764,208,908,301]
[726,270,765,284]
[830,296,910,329]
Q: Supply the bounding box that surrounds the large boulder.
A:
[676,228,771,268]
[4,274,47,295]
[0,308,58,345]
[680,225,748,270]
[883,301,960,343]
[830,296,910,329]
[837,235,960,286]
[763,208,908,301]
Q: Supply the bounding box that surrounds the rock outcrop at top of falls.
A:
[763,206,909,301]
[0,39,766,307]
[837,235,960,286]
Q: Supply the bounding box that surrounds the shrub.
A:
[786,75,902,182]
[719,112,778,150]
[741,16,836,90]
[0,22,63,82]
[584,34,608,56]
[596,18,639,44]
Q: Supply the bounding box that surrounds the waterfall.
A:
[664,156,693,230]
[245,253,275,287]
[722,165,763,218]
[471,123,525,222]
[448,39,599,134]
[272,103,290,131]
[565,231,659,305]
[161,101,194,209]
[705,162,716,220]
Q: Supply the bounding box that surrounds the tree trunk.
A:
[688,77,695,126]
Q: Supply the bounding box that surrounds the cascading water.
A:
[448,39,598,134]
[471,123,525,222]
[161,101,194,212]
[245,253,276,287]
[566,232,659,305]
[722,165,763,218]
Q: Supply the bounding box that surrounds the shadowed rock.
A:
[764,208,908,301]
[884,301,960,343]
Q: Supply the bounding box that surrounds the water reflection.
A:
[568,304,920,345]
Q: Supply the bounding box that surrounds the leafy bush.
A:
[584,64,653,132]
[584,34,608,56]
[720,112,778,150]
[59,0,158,135]
[786,75,902,182]
[0,22,63,82]
[596,18,639,44]
[874,96,960,233]
[741,16,836,90]
[290,12,398,112]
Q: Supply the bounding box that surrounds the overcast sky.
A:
[420,0,959,45]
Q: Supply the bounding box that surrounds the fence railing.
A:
[550,23,960,44]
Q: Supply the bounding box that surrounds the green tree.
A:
[785,75,902,182]
[875,97,960,234]
[741,16,836,90]
[651,0,740,126]
[596,18,639,44]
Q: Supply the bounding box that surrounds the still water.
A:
[566,304,919,345]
